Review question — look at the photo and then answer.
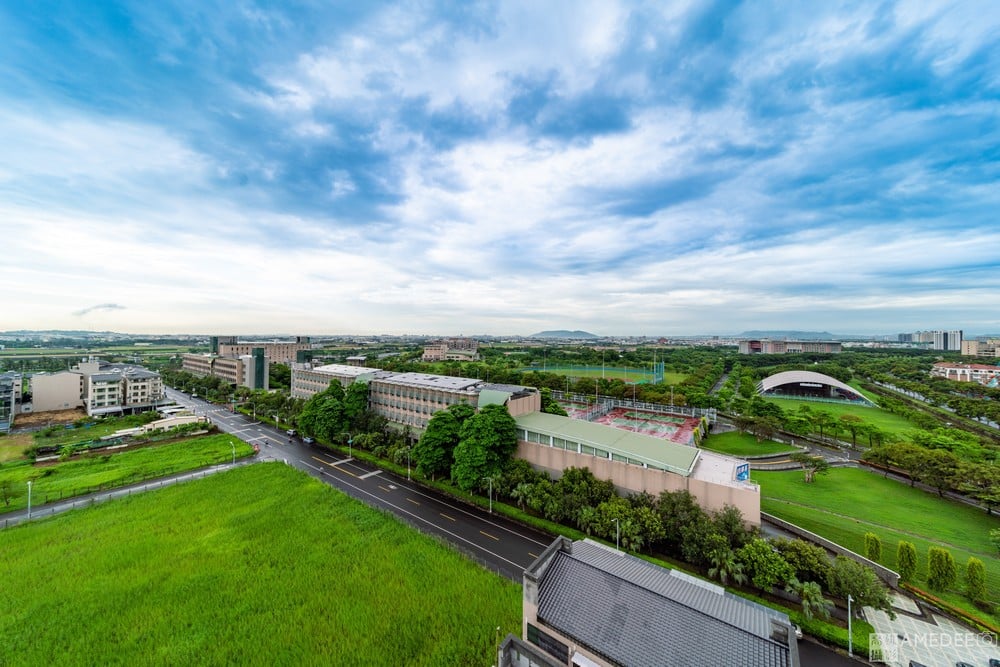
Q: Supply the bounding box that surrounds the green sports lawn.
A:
[762,396,921,438]
[755,467,1000,625]
[700,431,797,457]
[0,463,521,665]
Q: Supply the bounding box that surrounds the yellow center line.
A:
[528,552,538,559]
[406,498,420,506]
[440,513,456,522]
[480,530,499,542]
[378,485,392,493]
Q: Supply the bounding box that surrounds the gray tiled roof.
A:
[537,541,794,667]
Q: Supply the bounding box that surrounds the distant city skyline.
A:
[2,2,998,336]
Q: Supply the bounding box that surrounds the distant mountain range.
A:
[529,330,599,339]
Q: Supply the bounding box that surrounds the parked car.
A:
[792,624,802,640]
[286,429,296,436]
[303,437,314,445]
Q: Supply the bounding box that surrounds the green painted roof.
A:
[515,412,699,476]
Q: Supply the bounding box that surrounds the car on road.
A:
[302,437,314,445]
[286,429,296,436]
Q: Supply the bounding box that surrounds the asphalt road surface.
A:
[167,389,860,665]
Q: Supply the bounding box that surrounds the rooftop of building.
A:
[933,361,1000,370]
[514,411,700,477]
[371,372,484,392]
[307,363,382,377]
[530,539,796,667]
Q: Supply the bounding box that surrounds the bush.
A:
[926,547,957,592]
[965,557,986,603]
[896,541,917,582]
[864,532,882,563]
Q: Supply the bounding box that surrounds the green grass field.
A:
[0,464,521,664]
[524,365,687,385]
[701,431,797,456]
[755,468,1000,624]
[0,434,254,512]
[763,396,921,438]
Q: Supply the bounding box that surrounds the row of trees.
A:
[484,462,894,619]
[865,534,991,611]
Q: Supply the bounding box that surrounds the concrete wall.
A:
[518,441,761,526]
[30,372,84,412]
[507,392,541,417]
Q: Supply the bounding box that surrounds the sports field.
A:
[521,365,686,385]
[591,408,700,445]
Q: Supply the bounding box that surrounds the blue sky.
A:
[2,1,998,336]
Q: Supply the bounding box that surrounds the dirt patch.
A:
[13,409,87,427]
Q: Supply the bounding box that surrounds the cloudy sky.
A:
[2,1,998,336]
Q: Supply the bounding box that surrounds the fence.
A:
[554,391,717,423]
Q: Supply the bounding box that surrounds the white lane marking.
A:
[301,461,322,472]
[359,470,382,480]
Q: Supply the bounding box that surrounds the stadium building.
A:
[756,370,876,406]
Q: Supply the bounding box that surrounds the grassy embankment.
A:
[763,395,921,439]
[0,434,254,512]
[0,463,520,665]
[700,431,797,457]
[755,467,1000,627]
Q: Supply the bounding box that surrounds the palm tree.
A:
[708,546,747,587]
[789,580,832,621]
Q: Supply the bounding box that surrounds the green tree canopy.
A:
[451,404,518,491]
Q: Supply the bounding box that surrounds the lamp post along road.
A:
[847,594,854,657]
[406,446,411,480]
[612,517,620,552]
[230,441,236,465]
[484,477,493,514]
[27,480,32,520]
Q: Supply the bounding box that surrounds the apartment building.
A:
[0,372,20,432]
[181,348,269,390]
[931,361,1000,386]
[29,371,84,412]
[214,335,312,364]
[421,337,480,361]
[962,339,1000,357]
[901,330,963,351]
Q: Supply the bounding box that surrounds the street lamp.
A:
[230,441,236,465]
[847,594,854,657]
[483,476,493,514]
[27,480,32,520]
[612,517,620,552]
[406,445,411,480]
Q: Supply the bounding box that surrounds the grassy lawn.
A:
[0,434,254,512]
[526,366,687,384]
[0,464,521,665]
[763,396,921,438]
[701,431,797,457]
[755,468,1000,625]
[0,432,32,463]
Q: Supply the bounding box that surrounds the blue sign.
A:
[736,463,750,481]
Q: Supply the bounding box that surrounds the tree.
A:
[956,462,1000,514]
[991,528,1000,555]
[838,414,866,448]
[927,547,957,592]
[811,411,835,442]
[539,388,568,416]
[712,505,753,551]
[656,490,709,556]
[789,452,830,483]
[773,538,831,585]
[826,556,894,617]
[736,538,795,592]
[342,382,370,432]
[896,541,917,582]
[451,404,518,491]
[864,532,882,563]
[965,557,986,603]
[918,450,960,497]
[789,580,833,621]
[412,403,474,480]
[708,540,747,587]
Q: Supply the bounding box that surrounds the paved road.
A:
[168,388,553,581]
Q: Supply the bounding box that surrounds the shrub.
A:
[926,547,957,592]
[965,557,986,603]
[864,532,882,563]
[896,541,917,582]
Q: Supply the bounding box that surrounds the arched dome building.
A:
[756,370,877,407]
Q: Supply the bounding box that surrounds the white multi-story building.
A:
[930,361,1000,386]
[290,363,383,399]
